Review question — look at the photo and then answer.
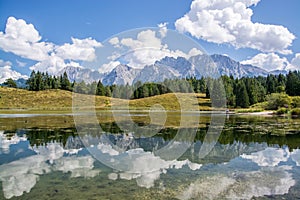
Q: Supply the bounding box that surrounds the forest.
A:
[3,70,300,109]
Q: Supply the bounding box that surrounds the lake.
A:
[0,113,300,199]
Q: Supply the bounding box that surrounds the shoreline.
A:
[0,109,273,117]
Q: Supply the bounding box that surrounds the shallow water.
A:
[0,114,300,199]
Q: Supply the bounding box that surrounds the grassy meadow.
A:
[0,87,211,113]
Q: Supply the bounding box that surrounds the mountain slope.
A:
[56,54,280,85]
[102,64,140,85]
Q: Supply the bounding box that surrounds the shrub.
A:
[292,96,300,108]
[276,107,288,115]
[291,108,300,116]
[265,93,291,110]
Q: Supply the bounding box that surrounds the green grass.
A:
[0,87,110,112]
[0,87,211,113]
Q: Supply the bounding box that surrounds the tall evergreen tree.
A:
[236,81,250,108]
[27,70,37,91]
[60,72,71,91]
[210,79,226,108]
[286,71,300,96]
[96,80,106,96]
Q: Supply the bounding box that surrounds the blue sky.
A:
[0,0,299,82]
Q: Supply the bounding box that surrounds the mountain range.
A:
[63,54,286,85]
[8,54,289,86]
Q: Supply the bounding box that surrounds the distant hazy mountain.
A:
[56,66,103,83]
[15,78,28,88]
[269,69,289,76]
[55,54,286,85]
[102,64,140,85]
[210,54,269,78]
[0,78,28,88]
[133,63,180,84]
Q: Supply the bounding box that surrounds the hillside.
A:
[0,87,211,113]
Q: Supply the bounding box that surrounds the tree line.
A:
[4,70,300,108]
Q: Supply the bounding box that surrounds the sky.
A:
[0,0,299,83]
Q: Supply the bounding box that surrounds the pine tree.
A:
[286,71,300,96]
[27,70,37,91]
[60,72,71,91]
[89,81,98,95]
[236,81,250,108]
[266,74,277,94]
[210,79,226,108]
[105,86,112,97]
[35,71,44,91]
[96,80,105,96]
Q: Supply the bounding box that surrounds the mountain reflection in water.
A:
[0,115,300,199]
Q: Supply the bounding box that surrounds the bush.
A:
[292,96,300,108]
[276,107,288,115]
[265,93,291,110]
[291,108,300,116]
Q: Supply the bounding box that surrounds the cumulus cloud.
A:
[241,147,290,167]
[29,54,84,75]
[0,17,103,75]
[55,37,102,61]
[0,17,54,61]
[188,48,203,57]
[0,131,27,154]
[0,60,12,67]
[95,143,202,189]
[241,52,300,71]
[109,37,120,46]
[286,53,300,71]
[291,149,300,166]
[175,0,295,54]
[241,53,288,71]
[101,29,203,72]
[0,60,28,83]
[0,135,97,199]
[158,22,168,38]
[177,166,295,200]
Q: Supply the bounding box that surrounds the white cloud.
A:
[241,147,290,167]
[0,59,12,67]
[187,47,203,57]
[97,143,120,156]
[158,22,168,38]
[175,0,295,54]
[16,59,26,67]
[0,156,50,199]
[99,61,121,73]
[291,149,300,166]
[54,156,100,178]
[0,60,28,83]
[177,166,295,200]
[241,53,288,71]
[0,131,27,154]
[0,17,103,76]
[0,135,95,199]
[100,29,203,72]
[109,37,120,46]
[29,54,84,75]
[0,17,54,61]
[291,53,300,67]
[55,37,102,61]
[95,143,202,189]
[286,53,300,71]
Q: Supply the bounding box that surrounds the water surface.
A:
[0,114,300,199]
